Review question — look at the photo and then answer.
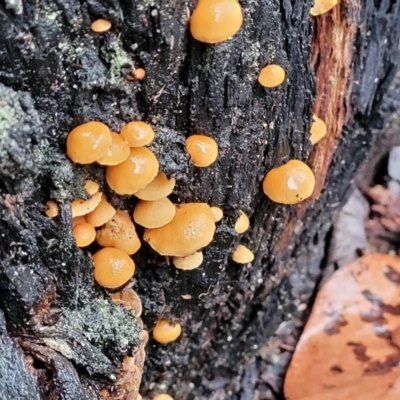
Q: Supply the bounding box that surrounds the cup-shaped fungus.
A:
[72,216,86,227]
[190,0,243,44]
[91,18,112,33]
[173,251,203,270]
[97,132,130,165]
[96,211,141,255]
[310,114,327,144]
[234,210,249,233]
[106,148,159,195]
[154,395,174,400]
[45,200,59,218]
[129,68,146,80]
[120,121,155,147]
[134,173,176,201]
[186,135,218,167]
[263,160,315,204]
[71,192,103,218]
[133,198,176,229]
[232,244,254,263]
[86,195,116,227]
[110,288,142,317]
[210,206,223,222]
[153,319,182,344]
[143,203,216,257]
[84,180,99,195]
[310,0,338,16]
[258,64,286,88]
[92,247,135,289]
[73,222,96,247]
[67,121,112,164]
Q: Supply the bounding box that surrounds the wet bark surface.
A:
[0,0,400,399]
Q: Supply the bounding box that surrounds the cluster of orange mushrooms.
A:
[43,0,338,398]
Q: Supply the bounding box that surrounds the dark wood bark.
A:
[0,0,399,399]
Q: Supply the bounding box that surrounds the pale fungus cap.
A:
[232,244,254,263]
[153,319,182,344]
[263,160,316,205]
[110,288,142,317]
[120,121,155,147]
[133,198,176,229]
[92,247,135,289]
[134,173,176,201]
[73,222,96,247]
[310,0,338,16]
[45,200,59,218]
[97,132,130,166]
[84,180,99,195]
[234,210,249,233]
[66,121,112,164]
[154,395,174,400]
[71,191,102,218]
[173,252,203,270]
[210,206,223,222]
[96,211,141,255]
[310,114,327,145]
[258,65,286,88]
[143,203,216,257]
[190,0,243,44]
[130,68,146,80]
[86,195,116,227]
[186,135,218,167]
[106,147,159,195]
[72,216,87,227]
[91,18,112,33]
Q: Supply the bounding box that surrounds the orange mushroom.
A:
[186,135,218,167]
[232,244,254,263]
[190,0,243,44]
[154,395,174,400]
[234,210,249,233]
[310,0,338,16]
[71,191,103,218]
[84,180,99,195]
[133,198,176,229]
[97,132,130,166]
[110,288,142,317]
[173,251,203,270]
[258,64,286,88]
[210,206,223,222]
[45,200,59,218]
[310,114,327,145]
[153,319,182,344]
[120,121,155,147]
[73,222,96,247]
[72,216,87,227]
[262,160,315,204]
[91,19,112,33]
[134,173,176,201]
[129,68,146,80]
[86,195,116,227]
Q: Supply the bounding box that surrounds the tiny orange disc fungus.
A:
[45,200,59,218]
[310,114,327,145]
[154,395,174,400]
[130,68,146,80]
[133,198,176,229]
[310,0,338,16]
[97,132,130,166]
[232,244,254,263]
[173,251,203,270]
[134,173,176,201]
[84,180,99,195]
[210,206,223,222]
[263,160,315,204]
[186,135,218,167]
[258,64,286,88]
[91,18,112,33]
[120,121,155,147]
[190,0,243,44]
[153,319,182,344]
[234,210,249,233]
[73,222,96,247]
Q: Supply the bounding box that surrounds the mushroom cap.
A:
[310,0,338,16]
[86,195,116,227]
[71,191,103,217]
[106,147,159,195]
[262,160,315,204]
[258,64,286,88]
[143,203,216,257]
[120,121,155,147]
[73,222,96,247]
[91,18,112,33]
[72,216,87,227]
[110,288,142,317]
[186,135,218,167]
[84,180,99,195]
[234,210,249,233]
[66,121,112,164]
[96,211,141,255]
[154,395,174,400]
[97,132,130,166]
[133,198,176,229]
[134,173,176,201]
[190,0,243,44]
[210,206,223,222]
[232,244,254,263]
[153,319,182,344]
[92,247,135,289]
[45,200,59,218]
[173,251,203,270]
[310,114,327,144]
[131,68,146,80]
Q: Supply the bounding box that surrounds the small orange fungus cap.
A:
[130,68,146,80]
[86,195,116,227]
[310,114,327,145]
[173,251,203,270]
[310,0,338,16]
[186,135,218,167]
[234,210,249,233]
[45,200,59,218]
[66,121,111,164]
[153,319,182,344]
[133,198,176,229]
[134,173,176,201]
[154,395,174,400]
[258,64,286,88]
[106,147,159,195]
[96,211,141,255]
[91,18,112,33]
[97,132,130,166]
[232,244,254,263]
[72,216,86,227]
[120,121,155,147]
[110,288,142,317]
[73,222,96,247]
[143,203,216,257]
[284,254,400,400]
[190,0,243,44]
[93,247,135,289]
[71,191,102,218]
[210,206,223,222]
[263,160,315,204]
[84,180,99,195]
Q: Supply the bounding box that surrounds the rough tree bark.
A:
[0,0,400,399]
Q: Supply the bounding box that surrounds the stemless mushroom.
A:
[153,319,182,344]
[134,173,176,201]
[120,121,155,147]
[186,135,218,167]
[310,114,327,144]
[71,192,103,218]
[232,244,254,263]
[258,64,286,88]
[45,200,59,218]
[91,19,112,33]
[234,210,250,233]
[210,206,223,222]
[133,198,176,229]
[153,395,174,400]
[310,0,338,16]
[173,252,203,270]
[73,223,96,247]
[97,132,130,166]
[86,195,116,227]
